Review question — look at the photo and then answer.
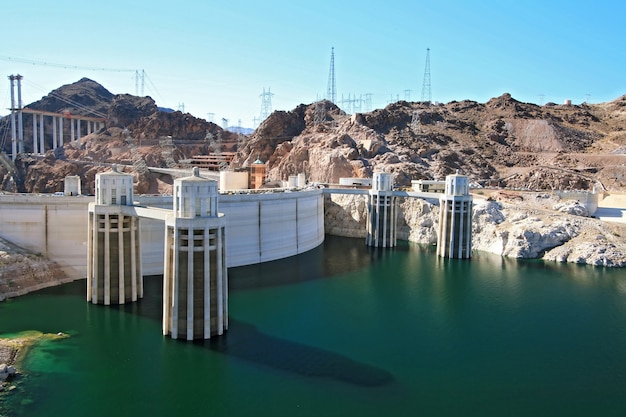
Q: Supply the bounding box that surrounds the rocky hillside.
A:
[0,78,239,194]
[0,78,625,194]
[234,94,626,191]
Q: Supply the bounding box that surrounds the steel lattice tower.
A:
[259,87,274,121]
[421,48,431,103]
[326,47,336,103]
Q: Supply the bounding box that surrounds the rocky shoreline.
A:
[0,237,73,302]
[325,190,626,267]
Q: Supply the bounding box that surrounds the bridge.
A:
[5,74,106,159]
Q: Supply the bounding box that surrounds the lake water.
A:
[2,236,626,417]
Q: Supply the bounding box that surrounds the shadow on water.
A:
[197,320,394,387]
[229,235,398,290]
[113,270,395,388]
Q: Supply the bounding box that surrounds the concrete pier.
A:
[366,172,397,247]
[437,172,473,258]
[162,168,228,340]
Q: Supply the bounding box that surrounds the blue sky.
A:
[2,1,624,128]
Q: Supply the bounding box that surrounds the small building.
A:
[339,177,372,187]
[412,179,445,193]
[249,158,267,189]
[219,170,249,191]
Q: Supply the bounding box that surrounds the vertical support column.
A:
[118,214,125,304]
[186,228,194,340]
[203,227,211,339]
[16,75,24,155]
[130,216,137,301]
[171,228,180,338]
[70,118,75,145]
[77,119,82,146]
[87,210,94,302]
[163,226,173,336]
[32,114,38,154]
[59,117,64,146]
[103,213,111,305]
[216,227,224,334]
[9,76,17,160]
[39,114,45,154]
[52,117,57,149]
[220,227,228,331]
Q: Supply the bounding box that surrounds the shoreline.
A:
[0,330,69,372]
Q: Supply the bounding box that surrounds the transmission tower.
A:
[134,70,145,96]
[314,101,326,125]
[364,93,373,112]
[259,87,274,121]
[421,48,431,103]
[411,110,422,133]
[326,47,336,103]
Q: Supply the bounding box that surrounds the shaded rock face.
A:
[127,110,221,141]
[107,94,159,128]
[26,77,113,117]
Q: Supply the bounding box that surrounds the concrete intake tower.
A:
[437,172,473,259]
[87,165,142,304]
[162,168,228,340]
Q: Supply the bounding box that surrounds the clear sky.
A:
[1,1,624,128]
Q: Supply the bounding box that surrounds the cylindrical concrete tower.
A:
[366,172,397,247]
[437,172,473,258]
[163,167,228,340]
[87,165,142,304]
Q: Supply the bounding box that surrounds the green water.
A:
[2,236,626,417]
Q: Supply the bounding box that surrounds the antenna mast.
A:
[421,48,431,103]
[326,47,336,103]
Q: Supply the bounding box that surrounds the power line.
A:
[0,55,136,73]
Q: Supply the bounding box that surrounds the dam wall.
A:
[0,189,324,279]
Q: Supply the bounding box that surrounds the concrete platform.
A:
[596,193,626,224]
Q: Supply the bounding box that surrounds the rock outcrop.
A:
[0,237,72,301]
[324,192,626,267]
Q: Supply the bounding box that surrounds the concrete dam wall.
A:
[0,189,325,279]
